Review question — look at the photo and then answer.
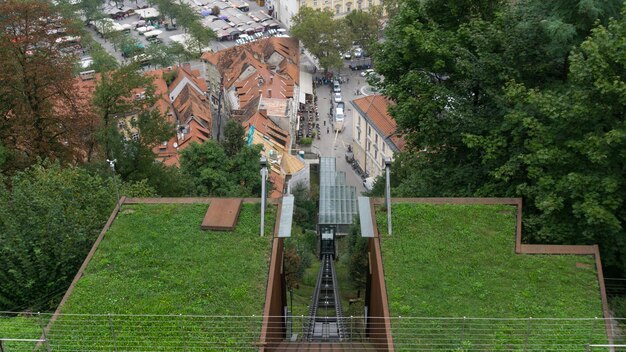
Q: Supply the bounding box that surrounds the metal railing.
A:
[1,312,624,351]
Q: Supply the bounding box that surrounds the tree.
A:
[222,120,246,157]
[0,0,97,170]
[145,42,175,69]
[180,140,263,197]
[292,182,318,231]
[92,63,156,159]
[186,21,216,56]
[91,63,175,194]
[290,7,351,72]
[376,0,626,275]
[467,9,626,272]
[167,42,195,65]
[343,7,382,52]
[0,162,116,311]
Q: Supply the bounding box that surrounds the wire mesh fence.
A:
[1,312,624,351]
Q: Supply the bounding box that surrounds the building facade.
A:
[301,0,380,17]
[267,0,381,28]
[350,95,404,180]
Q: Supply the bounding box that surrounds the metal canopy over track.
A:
[318,157,358,232]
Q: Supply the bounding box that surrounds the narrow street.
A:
[312,66,368,193]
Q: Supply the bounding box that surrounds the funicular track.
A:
[304,254,346,341]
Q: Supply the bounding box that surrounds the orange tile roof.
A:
[201,37,299,106]
[351,95,406,152]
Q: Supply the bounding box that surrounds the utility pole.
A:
[384,157,392,236]
[216,76,224,142]
[107,159,120,206]
[260,156,268,237]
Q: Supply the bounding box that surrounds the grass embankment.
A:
[0,315,42,350]
[377,203,605,348]
[48,202,274,350]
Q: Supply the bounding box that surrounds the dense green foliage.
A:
[180,140,263,197]
[378,203,604,345]
[346,219,368,289]
[0,163,117,311]
[344,8,382,53]
[290,7,351,72]
[292,182,318,231]
[375,0,626,274]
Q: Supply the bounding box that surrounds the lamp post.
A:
[106,159,120,206]
[384,157,392,236]
[260,156,268,237]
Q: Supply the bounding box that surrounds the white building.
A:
[268,0,382,28]
[350,95,404,180]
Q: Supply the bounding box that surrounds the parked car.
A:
[360,68,374,77]
[354,48,363,58]
[334,92,342,103]
[333,81,341,93]
[343,51,351,59]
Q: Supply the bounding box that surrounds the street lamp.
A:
[106,159,121,207]
[384,157,392,236]
[260,156,268,237]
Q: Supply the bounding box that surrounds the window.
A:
[356,0,361,9]
[383,143,386,153]
[374,149,378,161]
[132,132,140,141]
[313,0,317,6]
[346,2,351,11]
[368,0,372,6]
[375,134,378,144]
[335,4,340,14]
[367,125,371,136]
[357,130,361,142]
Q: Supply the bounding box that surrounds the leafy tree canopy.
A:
[290,7,351,72]
[375,0,626,273]
[0,162,116,311]
[180,140,263,197]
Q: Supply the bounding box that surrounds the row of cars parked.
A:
[234,28,287,45]
[343,46,366,60]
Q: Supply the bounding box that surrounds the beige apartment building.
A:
[350,95,404,180]
[300,0,380,16]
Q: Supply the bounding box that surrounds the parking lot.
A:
[81,0,286,74]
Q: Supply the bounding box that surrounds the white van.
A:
[334,107,345,132]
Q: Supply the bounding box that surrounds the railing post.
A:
[460,316,466,345]
[350,316,353,341]
[523,317,532,352]
[108,313,118,352]
[179,314,187,351]
[37,312,51,352]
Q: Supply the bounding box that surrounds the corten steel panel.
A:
[201,198,243,231]
[260,199,286,351]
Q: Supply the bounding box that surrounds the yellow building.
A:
[301,0,380,17]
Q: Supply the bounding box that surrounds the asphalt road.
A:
[312,65,369,194]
